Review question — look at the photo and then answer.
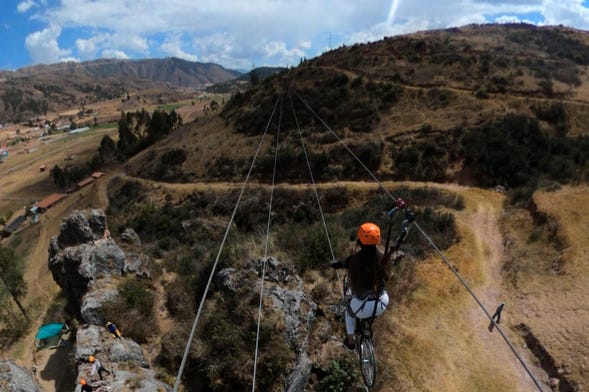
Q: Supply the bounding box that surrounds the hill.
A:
[2,23,589,392]
[133,23,589,192]
[0,57,241,123]
[205,66,287,93]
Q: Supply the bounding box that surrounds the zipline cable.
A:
[288,93,342,296]
[293,92,545,391]
[252,93,283,392]
[173,95,282,392]
[412,222,545,391]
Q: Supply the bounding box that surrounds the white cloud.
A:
[25,24,72,64]
[101,49,129,60]
[58,57,80,63]
[75,35,105,60]
[16,0,589,69]
[160,35,198,62]
[540,0,589,28]
[17,0,36,13]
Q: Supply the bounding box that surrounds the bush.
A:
[102,278,155,343]
[160,148,187,166]
[197,291,292,391]
[278,222,347,272]
[318,357,360,391]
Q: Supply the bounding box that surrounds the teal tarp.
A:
[35,323,65,340]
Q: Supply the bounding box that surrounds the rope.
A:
[252,94,283,392]
[293,92,545,391]
[172,95,281,392]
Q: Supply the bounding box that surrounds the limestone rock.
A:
[120,228,141,246]
[46,209,171,391]
[123,252,151,278]
[0,360,41,392]
[216,257,316,391]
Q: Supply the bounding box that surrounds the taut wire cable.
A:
[173,95,281,392]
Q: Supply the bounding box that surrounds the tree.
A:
[99,135,117,164]
[51,164,67,188]
[117,111,138,157]
[0,245,28,321]
[147,109,168,142]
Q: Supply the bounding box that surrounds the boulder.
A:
[80,278,119,325]
[56,210,104,247]
[123,252,151,278]
[120,228,141,246]
[0,360,41,392]
[75,325,148,368]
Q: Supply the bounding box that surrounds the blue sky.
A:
[3,0,589,72]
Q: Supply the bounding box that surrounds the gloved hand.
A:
[330,260,344,269]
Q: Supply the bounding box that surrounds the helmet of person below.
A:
[80,378,87,385]
[88,355,95,363]
[357,222,380,245]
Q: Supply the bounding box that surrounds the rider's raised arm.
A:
[330,255,352,269]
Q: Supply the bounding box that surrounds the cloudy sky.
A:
[2,0,589,71]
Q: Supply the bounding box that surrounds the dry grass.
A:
[372,185,540,392]
[509,186,589,390]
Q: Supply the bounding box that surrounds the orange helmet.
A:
[357,222,380,245]
[80,378,87,385]
[88,355,95,363]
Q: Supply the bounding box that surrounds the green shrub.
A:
[102,278,155,344]
[318,357,360,392]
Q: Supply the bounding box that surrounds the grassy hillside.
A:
[131,24,589,197]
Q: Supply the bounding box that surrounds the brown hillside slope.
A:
[376,185,537,391]
[505,186,589,390]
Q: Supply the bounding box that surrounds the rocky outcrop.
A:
[48,210,150,310]
[0,360,41,392]
[47,209,172,392]
[215,257,316,392]
[73,325,172,392]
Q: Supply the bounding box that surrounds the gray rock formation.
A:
[80,278,119,325]
[49,210,152,303]
[123,252,151,278]
[0,360,41,392]
[216,257,316,392]
[74,325,171,392]
[120,227,141,246]
[47,209,172,391]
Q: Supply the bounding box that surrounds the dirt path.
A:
[5,194,90,392]
[463,198,539,391]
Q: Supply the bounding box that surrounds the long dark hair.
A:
[349,245,382,295]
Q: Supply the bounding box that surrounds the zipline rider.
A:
[331,222,392,350]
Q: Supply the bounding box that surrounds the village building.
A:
[77,177,95,188]
[36,193,67,212]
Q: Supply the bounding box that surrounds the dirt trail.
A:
[462,197,540,391]
[5,194,90,392]
[375,185,543,391]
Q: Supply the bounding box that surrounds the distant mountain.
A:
[205,66,287,93]
[0,57,242,123]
